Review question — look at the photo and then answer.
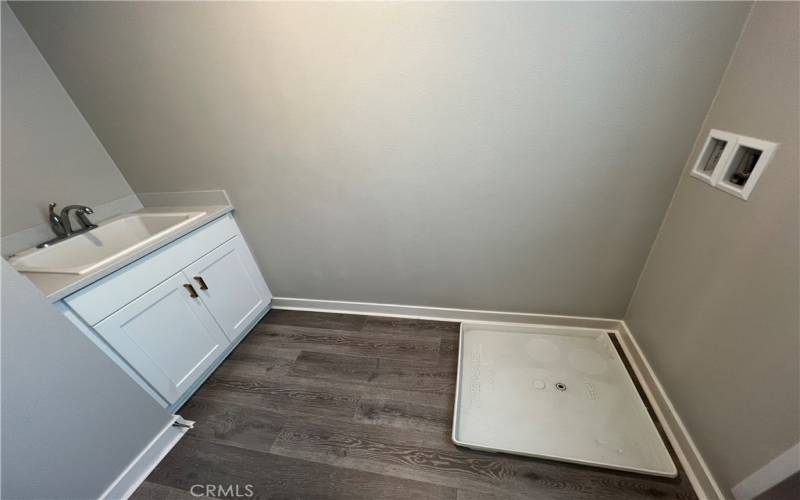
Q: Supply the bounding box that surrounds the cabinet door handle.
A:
[183,284,199,298]
[194,276,209,290]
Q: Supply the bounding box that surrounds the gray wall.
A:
[1,258,171,499]
[625,2,799,494]
[1,8,170,497]
[1,2,133,237]
[10,1,751,317]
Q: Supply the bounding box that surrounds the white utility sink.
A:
[9,212,206,275]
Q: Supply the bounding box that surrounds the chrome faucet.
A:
[47,202,68,238]
[59,204,98,233]
[38,202,97,248]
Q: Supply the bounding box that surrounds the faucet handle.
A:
[47,203,68,237]
[74,205,97,229]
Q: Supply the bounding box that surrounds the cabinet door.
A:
[94,273,231,403]
[183,236,271,341]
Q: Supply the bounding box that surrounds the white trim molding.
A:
[270,297,620,330]
[100,415,193,500]
[732,443,800,500]
[616,322,725,500]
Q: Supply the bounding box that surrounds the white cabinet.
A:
[62,214,272,408]
[184,237,270,341]
[94,274,230,404]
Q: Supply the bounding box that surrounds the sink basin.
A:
[10,212,206,275]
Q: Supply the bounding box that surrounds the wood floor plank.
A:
[209,354,452,419]
[287,350,457,393]
[289,350,377,383]
[456,488,511,500]
[357,384,454,409]
[250,323,441,362]
[361,316,460,338]
[213,349,298,388]
[438,336,460,367]
[261,309,367,331]
[270,416,694,500]
[209,357,294,384]
[211,355,389,405]
[196,373,361,420]
[148,436,456,500]
[226,344,300,366]
[355,397,453,433]
[131,482,212,500]
[178,397,285,453]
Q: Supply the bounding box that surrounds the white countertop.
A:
[18,204,233,302]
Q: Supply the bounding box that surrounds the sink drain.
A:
[555,382,567,392]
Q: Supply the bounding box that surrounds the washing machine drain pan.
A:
[451,322,676,477]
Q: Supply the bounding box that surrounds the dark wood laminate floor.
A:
[133,310,697,500]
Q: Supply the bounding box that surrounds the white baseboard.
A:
[270,297,620,330]
[100,415,193,500]
[732,442,800,500]
[270,298,721,499]
[616,321,725,500]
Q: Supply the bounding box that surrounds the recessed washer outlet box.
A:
[691,129,738,185]
[714,136,778,200]
[690,129,778,201]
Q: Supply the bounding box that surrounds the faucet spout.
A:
[60,205,97,234]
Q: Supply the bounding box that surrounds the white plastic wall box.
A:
[714,135,778,200]
[690,129,739,185]
[690,129,778,201]
[61,213,272,407]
